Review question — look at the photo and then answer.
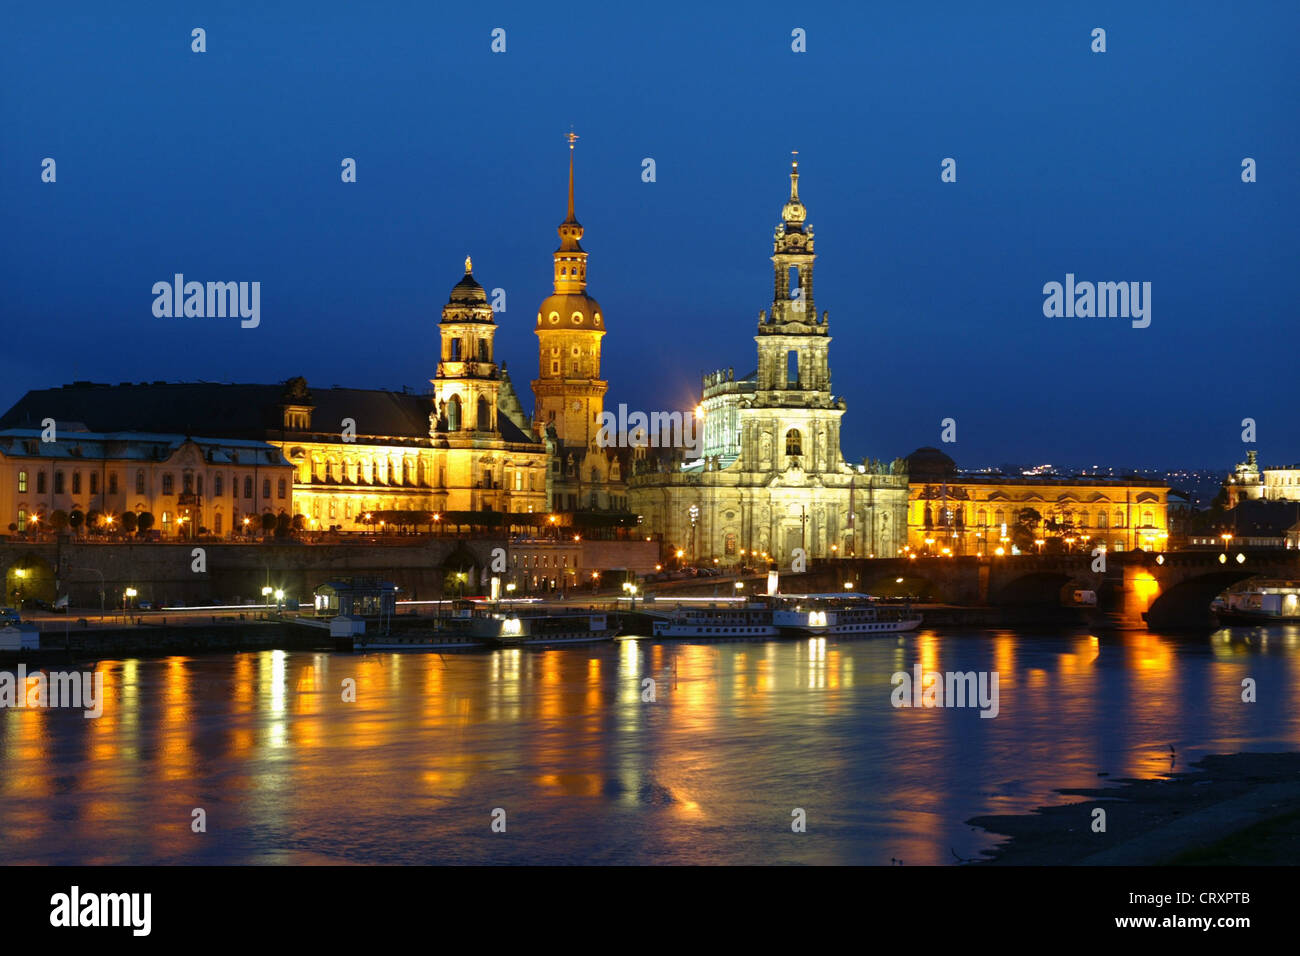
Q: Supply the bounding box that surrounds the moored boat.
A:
[650,593,921,640]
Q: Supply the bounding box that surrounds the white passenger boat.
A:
[652,602,781,639]
[651,594,921,640]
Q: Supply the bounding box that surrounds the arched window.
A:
[1114,510,1125,528]
[1096,511,1107,528]
[135,470,145,494]
[162,474,174,495]
[477,395,491,430]
[244,476,253,499]
[1142,511,1153,527]
[278,478,287,499]
[447,395,462,431]
[785,429,802,456]
[976,508,988,527]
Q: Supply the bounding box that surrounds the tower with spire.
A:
[532,133,624,512]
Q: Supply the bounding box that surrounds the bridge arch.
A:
[1144,570,1258,629]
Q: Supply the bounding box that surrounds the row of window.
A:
[15,469,288,500]
[925,508,1157,529]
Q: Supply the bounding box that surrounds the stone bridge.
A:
[788,550,1300,630]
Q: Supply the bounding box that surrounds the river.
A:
[2,626,1297,864]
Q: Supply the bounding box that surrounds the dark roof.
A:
[0,381,539,447]
[906,446,958,479]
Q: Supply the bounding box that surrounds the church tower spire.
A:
[533,132,609,507]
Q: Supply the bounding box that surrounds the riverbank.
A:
[967,752,1300,865]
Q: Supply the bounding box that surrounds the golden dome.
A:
[537,292,604,331]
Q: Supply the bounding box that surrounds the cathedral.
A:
[628,158,909,564]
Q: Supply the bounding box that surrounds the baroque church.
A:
[628,158,909,564]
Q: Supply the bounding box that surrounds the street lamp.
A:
[261,586,273,607]
[274,588,285,612]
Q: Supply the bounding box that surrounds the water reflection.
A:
[1,625,1297,865]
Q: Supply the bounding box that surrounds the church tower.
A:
[432,257,501,435]
[532,133,607,452]
[744,154,845,475]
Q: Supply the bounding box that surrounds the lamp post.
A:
[13,567,26,606]
[261,586,273,608]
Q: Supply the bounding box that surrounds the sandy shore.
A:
[967,752,1300,865]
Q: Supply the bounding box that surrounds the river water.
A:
[2,626,1297,865]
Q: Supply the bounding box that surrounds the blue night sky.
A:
[3,1,1297,469]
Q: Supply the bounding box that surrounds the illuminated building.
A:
[0,262,548,533]
[905,447,1170,554]
[0,428,292,538]
[629,158,909,563]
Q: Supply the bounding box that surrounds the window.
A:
[162,474,174,495]
[447,395,462,431]
[1113,510,1125,528]
[136,470,145,494]
[213,512,223,535]
[478,339,489,361]
[785,429,802,456]
[16,509,27,531]
[1142,511,1153,527]
[787,350,799,387]
[183,472,194,494]
[278,478,286,499]
[214,474,223,496]
[108,472,118,494]
[37,472,46,494]
[17,471,26,493]
[328,500,337,519]
[515,471,523,491]
[450,339,461,361]
[262,478,271,499]
[244,476,253,499]
[162,511,171,528]
[1097,511,1107,528]
[71,472,81,494]
[54,471,65,494]
[551,361,559,374]
[725,533,737,555]
[90,473,98,495]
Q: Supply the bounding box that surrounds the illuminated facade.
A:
[531,135,629,513]
[905,448,1170,554]
[0,261,549,534]
[1224,450,1300,506]
[0,428,293,538]
[629,158,910,563]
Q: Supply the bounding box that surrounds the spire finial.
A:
[464,255,472,274]
[790,150,800,201]
[565,128,579,222]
